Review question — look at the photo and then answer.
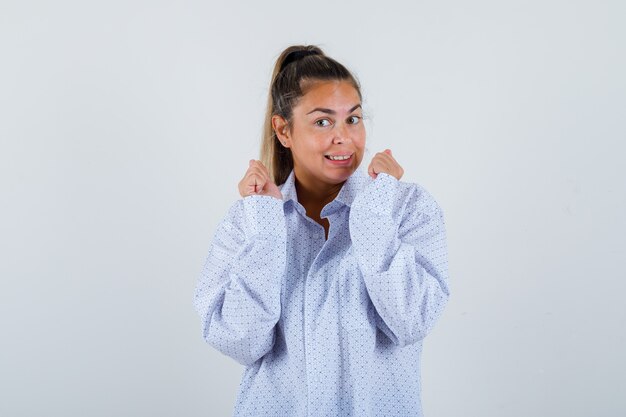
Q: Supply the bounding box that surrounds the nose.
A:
[333,122,351,144]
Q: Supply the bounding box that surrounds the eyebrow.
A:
[306,104,362,115]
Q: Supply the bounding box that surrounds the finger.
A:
[241,163,265,196]
[257,161,271,178]
[368,160,377,179]
[373,153,387,168]
[244,172,259,194]
[242,183,254,196]
[378,153,397,167]
[248,161,263,183]
[255,178,264,193]
[249,160,269,178]
[371,157,396,178]
[246,165,267,184]
[249,159,260,172]
[385,149,395,161]
[372,152,387,163]
[254,173,267,194]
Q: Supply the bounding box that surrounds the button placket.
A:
[303,226,325,416]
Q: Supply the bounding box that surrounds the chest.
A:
[285,205,352,274]
[281,206,372,333]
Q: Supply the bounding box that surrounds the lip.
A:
[324,153,353,165]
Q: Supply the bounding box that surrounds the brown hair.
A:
[260,45,363,186]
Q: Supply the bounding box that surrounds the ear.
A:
[272,115,291,147]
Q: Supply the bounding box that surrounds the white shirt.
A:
[194,166,450,416]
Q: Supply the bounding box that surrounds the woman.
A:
[194,45,450,416]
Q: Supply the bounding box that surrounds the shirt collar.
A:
[279,166,371,211]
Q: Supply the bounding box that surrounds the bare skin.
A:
[238,80,404,239]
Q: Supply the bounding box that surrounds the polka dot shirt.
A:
[194,167,450,416]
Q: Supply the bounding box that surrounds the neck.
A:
[293,168,345,211]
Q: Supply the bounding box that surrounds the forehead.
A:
[296,80,361,110]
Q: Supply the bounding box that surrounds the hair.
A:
[260,45,363,186]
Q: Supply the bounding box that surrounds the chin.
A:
[324,168,354,182]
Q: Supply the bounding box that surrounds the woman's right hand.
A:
[238,160,283,200]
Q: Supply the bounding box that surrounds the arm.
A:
[193,195,286,366]
[349,173,450,347]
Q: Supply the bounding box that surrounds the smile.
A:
[324,154,353,161]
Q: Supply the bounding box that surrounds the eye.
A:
[348,115,361,124]
[315,119,331,127]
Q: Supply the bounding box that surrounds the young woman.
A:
[194,45,450,416]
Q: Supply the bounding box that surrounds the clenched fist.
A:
[238,160,283,200]
[367,149,404,180]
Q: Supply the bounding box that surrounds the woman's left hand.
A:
[367,149,404,180]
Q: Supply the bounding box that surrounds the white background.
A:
[1,0,624,416]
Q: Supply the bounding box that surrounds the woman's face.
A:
[274,80,366,186]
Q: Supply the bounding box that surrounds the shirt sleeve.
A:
[348,172,451,347]
[193,195,287,366]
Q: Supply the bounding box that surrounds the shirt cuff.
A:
[241,195,286,240]
[354,172,400,217]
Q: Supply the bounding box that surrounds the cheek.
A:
[355,136,366,152]
[295,137,326,159]
[353,127,366,144]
